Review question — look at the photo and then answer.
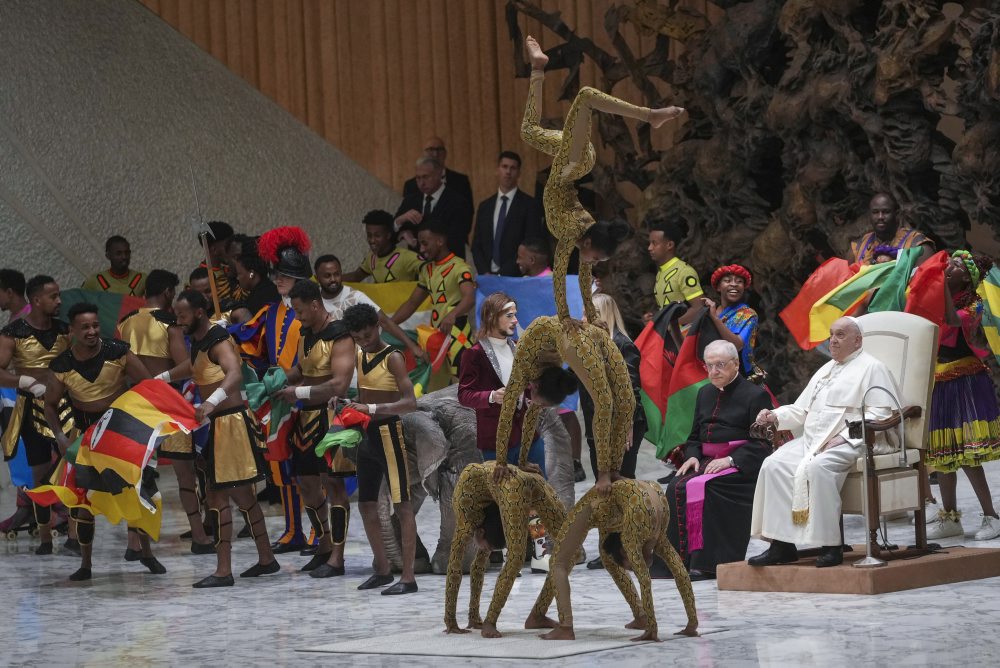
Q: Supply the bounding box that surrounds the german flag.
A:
[28,380,199,540]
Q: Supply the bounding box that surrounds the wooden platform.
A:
[717,546,1000,595]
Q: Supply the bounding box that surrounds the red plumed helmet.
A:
[258,226,312,280]
[258,226,311,263]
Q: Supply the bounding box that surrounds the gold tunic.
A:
[444,462,566,629]
[0,318,70,370]
[117,308,175,359]
[356,344,399,392]
[49,338,129,404]
[297,320,348,378]
[190,325,232,386]
[0,319,72,455]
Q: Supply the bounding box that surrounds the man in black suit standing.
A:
[471,151,542,276]
[402,136,473,207]
[395,157,474,259]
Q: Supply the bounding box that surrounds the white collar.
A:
[835,349,863,366]
[498,186,518,199]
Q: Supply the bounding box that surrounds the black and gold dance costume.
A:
[50,339,156,547]
[521,71,654,324]
[530,479,697,638]
[444,462,566,630]
[191,325,266,489]
[117,308,174,359]
[1,318,73,465]
[118,308,192,459]
[355,344,411,504]
[494,317,634,476]
[50,338,129,408]
[291,320,355,477]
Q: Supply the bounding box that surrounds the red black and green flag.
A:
[635,304,719,459]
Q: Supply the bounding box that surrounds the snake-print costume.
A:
[494,317,634,477]
[443,462,566,629]
[521,71,652,324]
[531,479,698,637]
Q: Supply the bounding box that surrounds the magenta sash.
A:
[685,441,747,552]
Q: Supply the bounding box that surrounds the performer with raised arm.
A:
[173,289,278,588]
[492,316,631,495]
[443,461,566,638]
[43,303,164,580]
[520,35,682,323]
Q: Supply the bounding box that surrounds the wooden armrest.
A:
[846,406,921,437]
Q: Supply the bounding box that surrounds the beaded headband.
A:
[952,249,981,288]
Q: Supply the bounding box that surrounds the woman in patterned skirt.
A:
[926,251,1000,541]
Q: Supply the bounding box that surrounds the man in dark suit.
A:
[402,136,473,207]
[471,151,543,276]
[395,157,473,258]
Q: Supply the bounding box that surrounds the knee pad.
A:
[330,505,349,545]
[76,518,95,546]
[32,503,51,526]
[304,505,328,540]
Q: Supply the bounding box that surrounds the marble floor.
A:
[1,449,999,667]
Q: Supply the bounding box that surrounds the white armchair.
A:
[839,311,939,559]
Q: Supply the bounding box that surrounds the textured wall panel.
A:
[0,0,397,294]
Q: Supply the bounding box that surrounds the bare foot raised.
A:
[444,624,471,635]
[649,106,686,129]
[525,35,549,71]
[467,619,483,630]
[481,622,502,639]
[625,616,648,630]
[631,629,660,642]
[540,626,575,641]
[524,611,559,630]
[675,624,700,638]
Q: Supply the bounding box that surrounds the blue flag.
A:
[474,274,585,411]
[474,274,585,333]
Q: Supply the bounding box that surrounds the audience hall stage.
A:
[1,449,998,666]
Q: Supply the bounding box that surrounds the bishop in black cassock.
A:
[665,342,773,578]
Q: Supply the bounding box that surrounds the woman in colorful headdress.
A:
[701,264,766,384]
[925,250,1000,542]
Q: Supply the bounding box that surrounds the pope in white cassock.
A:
[748,317,901,568]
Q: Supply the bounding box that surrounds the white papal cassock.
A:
[751,349,900,548]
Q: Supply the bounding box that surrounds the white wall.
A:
[0,0,398,297]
